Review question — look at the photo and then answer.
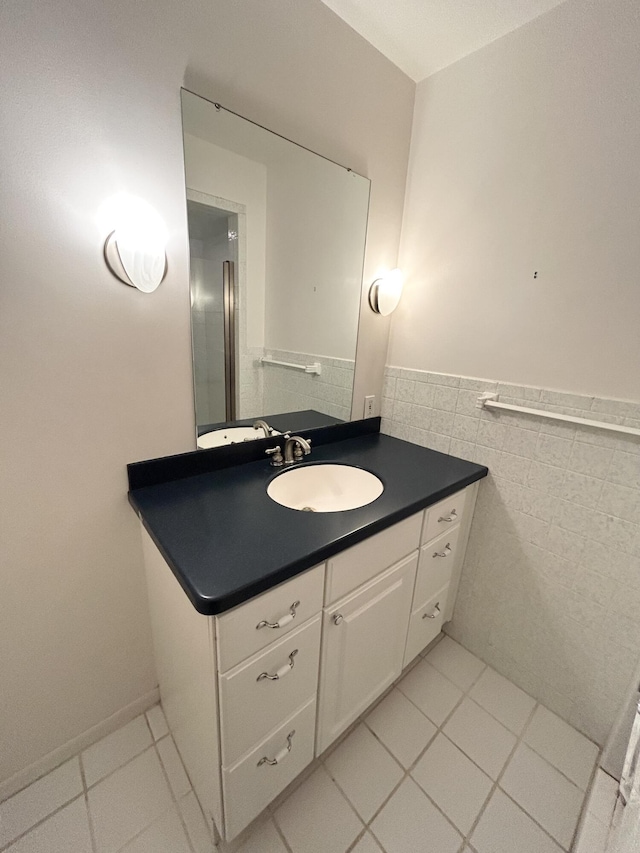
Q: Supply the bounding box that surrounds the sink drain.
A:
[301,506,316,512]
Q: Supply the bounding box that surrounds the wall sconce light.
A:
[368,268,404,316]
[99,193,167,293]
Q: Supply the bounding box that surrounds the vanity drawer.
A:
[413,526,460,610]
[325,512,422,604]
[217,564,325,673]
[223,698,316,840]
[403,584,448,668]
[422,488,466,544]
[219,615,321,766]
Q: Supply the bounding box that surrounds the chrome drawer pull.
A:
[256,601,300,630]
[257,650,298,681]
[438,510,457,523]
[333,613,344,625]
[433,544,452,558]
[257,730,295,766]
[423,603,441,619]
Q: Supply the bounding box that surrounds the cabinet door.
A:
[316,552,417,754]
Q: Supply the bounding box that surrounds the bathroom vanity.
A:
[128,421,487,842]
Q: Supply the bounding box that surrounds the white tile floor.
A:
[0,636,602,853]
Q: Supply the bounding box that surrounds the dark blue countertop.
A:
[128,427,487,615]
[197,409,343,437]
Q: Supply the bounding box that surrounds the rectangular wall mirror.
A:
[180,89,371,449]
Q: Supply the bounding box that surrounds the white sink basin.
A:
[267,464,384,512]
[198,427,280,449]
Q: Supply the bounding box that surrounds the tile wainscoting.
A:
[381,367,640,745]
[261,348,354,423]
[237,346,265,421]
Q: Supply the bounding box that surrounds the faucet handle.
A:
[265,446,284,467]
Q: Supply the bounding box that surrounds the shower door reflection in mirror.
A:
[188,197,240,427]
[181,89,371,449]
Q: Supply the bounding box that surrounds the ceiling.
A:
[319,0,569,81]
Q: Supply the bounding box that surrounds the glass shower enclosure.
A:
[187,199,238,427]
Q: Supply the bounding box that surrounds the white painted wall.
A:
[0,0,413,791]
[389,0,640,403]
[265,157,369,360]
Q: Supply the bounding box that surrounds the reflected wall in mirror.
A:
[180,89,371,448]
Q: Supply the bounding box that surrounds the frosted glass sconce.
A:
[368,268,404,316]
[100,194,167,293]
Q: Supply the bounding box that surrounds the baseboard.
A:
[0,687,160,804]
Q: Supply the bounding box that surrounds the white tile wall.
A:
[261,348,354,422]
[237,346,265,421]
[382,366,640,745]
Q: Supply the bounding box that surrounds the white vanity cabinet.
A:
[316,551,418,753]
[402,487,475,667]
[216,565,325,840]
[141,480,478,843]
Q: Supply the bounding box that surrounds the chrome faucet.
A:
[283,436,312,464]
[253,419,273,438]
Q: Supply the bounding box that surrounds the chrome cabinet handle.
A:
[257,650,298,681]
[438,510,458,523]
[257,731,295,766]
[256,601,300,630]
[423,603,441,619]
[433,544,452,558]
[333,613,344,625]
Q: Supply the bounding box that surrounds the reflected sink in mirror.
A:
[267,464,384,512]
[197,426,281,449]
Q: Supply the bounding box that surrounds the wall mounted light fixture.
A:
[368,268,404,316]
[99,193,167,293]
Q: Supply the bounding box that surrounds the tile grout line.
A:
[338,647,542,849]
[344,826,375,852]
[478,695,591,852]
[89,711,196,853]
[461,700,542,849]
[100,743,188,853]
[83,742,156,794]
[79,752,98,853]
[146,712,198,853]
[0,792,87,853]
[1,655,598,853]
[268,640,448,852]
[391,659,497,848]
[330,644,593,853]
[0,761,78,809]
[0,712,156,809]
[270,815,294,853]
[570,757,607,851]
[445,648,600,790]
[319,654,493,851]
[0,724,177,853]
